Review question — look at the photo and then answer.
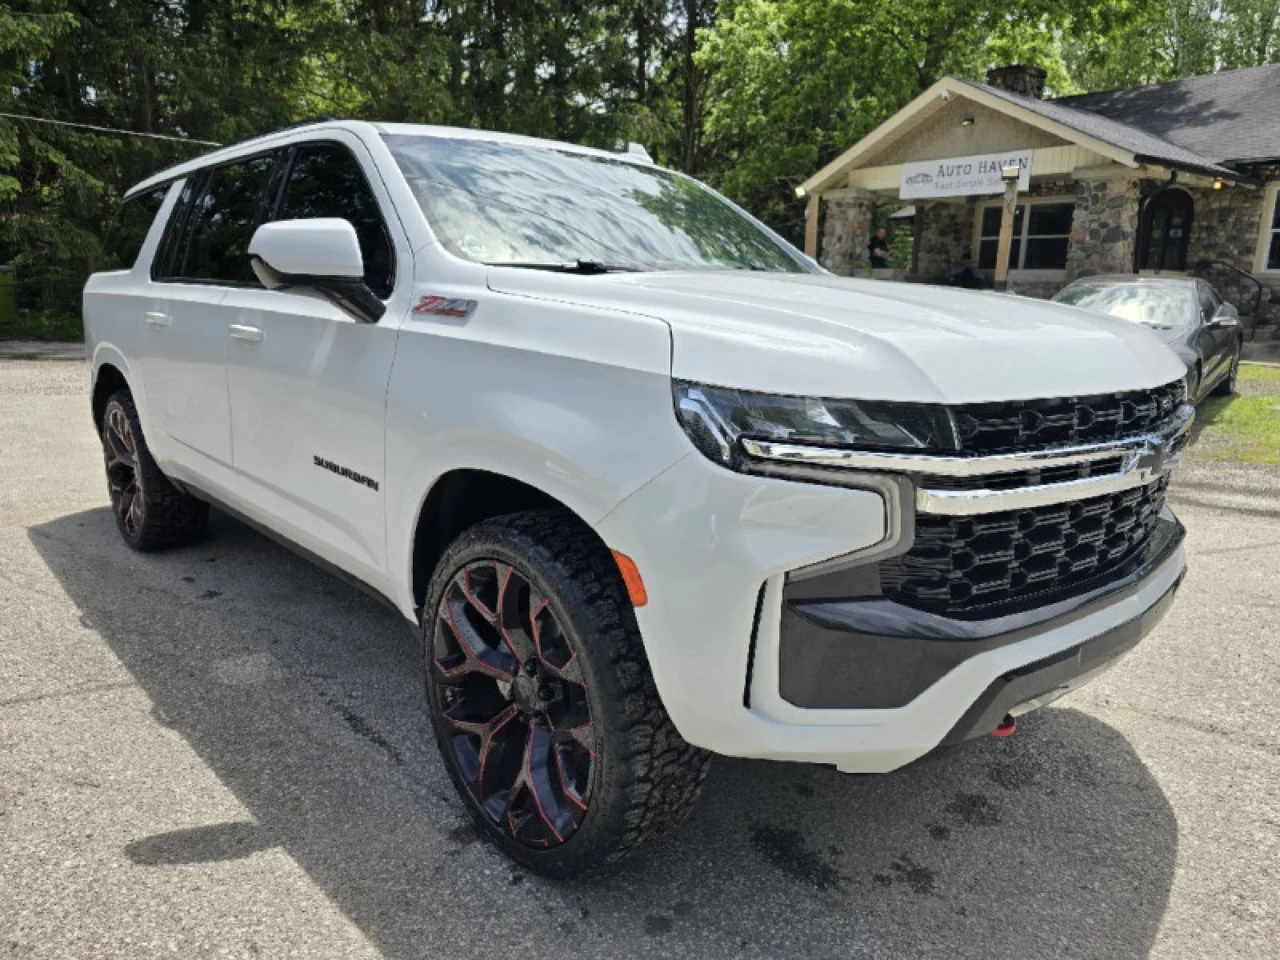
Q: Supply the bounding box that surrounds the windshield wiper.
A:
[484,259,642,275]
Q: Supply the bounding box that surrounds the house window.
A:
[977,200,1073,271]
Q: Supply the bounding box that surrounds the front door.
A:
[1195,281,1232,385]
[222,136,408,588]
[1140,189,1194,272]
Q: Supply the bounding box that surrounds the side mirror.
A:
[1209,303,1239,328]
[248,219,385,323]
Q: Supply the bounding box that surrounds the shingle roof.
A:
[1057,63,1280,166]
[959,79,1242,180]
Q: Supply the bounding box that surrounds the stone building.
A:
[799,63,1280,355]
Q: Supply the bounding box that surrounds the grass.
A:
[0,312,84,342]
[1190,363,1280,464]
[1237,363,1280,384]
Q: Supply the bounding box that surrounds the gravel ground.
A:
[2,359,1277,959]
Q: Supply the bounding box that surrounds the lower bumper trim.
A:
[940,569,1182,744]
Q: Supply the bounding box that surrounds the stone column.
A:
[820,196,873,276]
[913,201,974,280]
[1064,179,1140,282]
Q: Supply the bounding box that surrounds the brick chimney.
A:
[985,64,1047,99]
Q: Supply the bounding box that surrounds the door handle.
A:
[229,324,264,343]
[144,311,170,327]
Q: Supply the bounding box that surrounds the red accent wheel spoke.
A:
[540,650,585,686]
[553,719,597,757]
[105,426,135,470]
[472,705,521,802]
[533,602,585,686]
[497,565,537,664]
[123,485,142,536]
[435,596,516,682]
[460,565,500,623]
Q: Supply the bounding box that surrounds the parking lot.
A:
[2,357,1277,959]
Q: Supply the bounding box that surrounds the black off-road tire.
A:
[101,391,209,552]
[422,508,711,876]
[1213,347,1241,396]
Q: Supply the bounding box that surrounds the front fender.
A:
[382,303,687,619]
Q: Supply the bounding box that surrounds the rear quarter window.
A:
[103,187,168,269]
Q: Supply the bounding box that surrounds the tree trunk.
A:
[681,0,698,172]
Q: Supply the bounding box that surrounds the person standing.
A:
[868,226,890,269]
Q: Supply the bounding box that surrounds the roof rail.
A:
[214,116,343,153]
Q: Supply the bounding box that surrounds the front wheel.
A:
[1213,348,1241,396]
[422,509,710,876]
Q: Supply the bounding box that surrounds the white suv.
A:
[84,120,1191,875]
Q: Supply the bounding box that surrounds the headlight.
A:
[674,381,956,469]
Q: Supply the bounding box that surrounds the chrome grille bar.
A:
[740,404,1193,516]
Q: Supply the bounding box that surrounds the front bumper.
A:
[778,512,1184,713]
[595,450,1186,773]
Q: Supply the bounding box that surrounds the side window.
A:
[181,154,281,284]
[152,178,199,281]
[103,187,167,269]
[1197,283,1219,323]
[277,143,395,298]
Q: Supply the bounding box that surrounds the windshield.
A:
[1054,283,1193,331]
[383,135,807,273]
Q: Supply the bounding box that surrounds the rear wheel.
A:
[101,391,209,551]
[422,509,710,876]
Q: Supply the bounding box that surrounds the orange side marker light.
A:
[611,550,648,608]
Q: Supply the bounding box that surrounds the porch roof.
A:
[801,69,1269,196]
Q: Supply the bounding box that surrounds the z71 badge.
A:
[412,295,477,318]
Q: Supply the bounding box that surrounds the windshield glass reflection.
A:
[1055,283,1193,331]
[383,135,806,273]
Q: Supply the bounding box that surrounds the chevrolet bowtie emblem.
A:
[1126,439,1168,476]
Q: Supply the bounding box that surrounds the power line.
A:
[0,111,221,147]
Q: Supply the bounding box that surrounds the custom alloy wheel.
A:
[104,402,144,539]
[430,559,595,846]
[422,510,711,875]
[99,391,208,551]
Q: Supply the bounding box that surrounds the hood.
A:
[487,269,1186,404]
[1147,324,1188,347]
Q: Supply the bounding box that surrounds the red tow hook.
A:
[992,714,1017,738]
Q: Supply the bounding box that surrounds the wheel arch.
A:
[91,361,131,436]
[407,468,613,617]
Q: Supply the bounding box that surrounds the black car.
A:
[1054,275,1243,402]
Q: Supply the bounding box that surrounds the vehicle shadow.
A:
[29,508,1177,960]
[1187,394,1232,446]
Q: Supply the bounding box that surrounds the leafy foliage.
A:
[1,0,1276,337]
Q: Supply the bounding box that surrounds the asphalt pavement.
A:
[1,359,1277,959]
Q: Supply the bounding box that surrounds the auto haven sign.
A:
[899,150,1032,199]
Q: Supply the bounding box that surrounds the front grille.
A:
[882,476,1169,617]
[948,380,1185,455]
[922,454,1129,492]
